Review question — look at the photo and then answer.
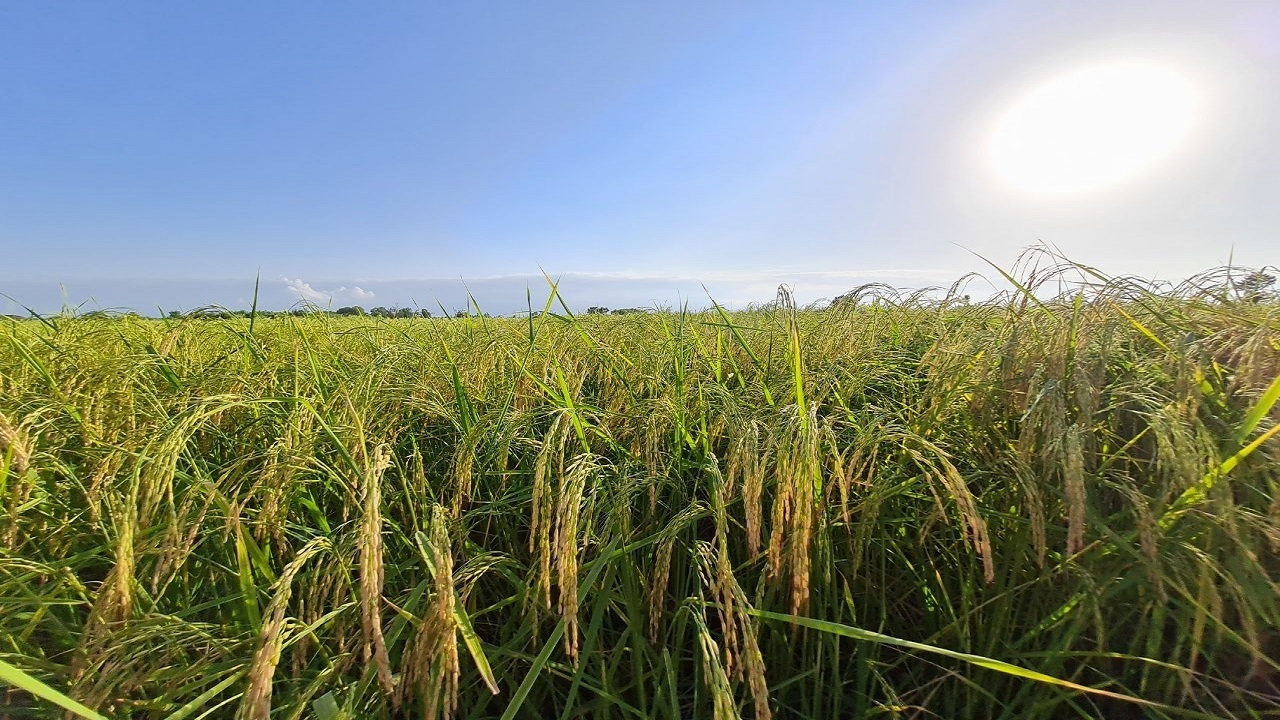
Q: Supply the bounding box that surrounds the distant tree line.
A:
[160,306,436,320]
[335,306,435,318]
[588,307,650,315]
[7,305,657,322]
[148,305,655,320]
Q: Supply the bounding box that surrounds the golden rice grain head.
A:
[693,609,739,720]
[450,428,480,517]
[647,533,676,644]
[1064,425,1087,556]
[399,505,460,719]
[238,538,328,720]
[1019,467,1048,568]
[85,452,125,528]
[358,444,395,700]
[0,411,31,475]
[695,541,740,679]
[151,487,213,595]
[554,453,592,662]
[531,415,569,611]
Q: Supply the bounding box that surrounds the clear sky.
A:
[2,1,1277,314]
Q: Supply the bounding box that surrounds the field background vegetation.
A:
[2,259,1279,719]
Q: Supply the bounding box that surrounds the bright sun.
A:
[987,60,1202,195]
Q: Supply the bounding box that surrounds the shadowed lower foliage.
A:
[1,255,1278,719]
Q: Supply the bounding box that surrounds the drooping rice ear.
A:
[238,538,329,720]
[400,505,461,719]
[1063,424,1087,556]
[358,444,394,701]
[554,452,594,662]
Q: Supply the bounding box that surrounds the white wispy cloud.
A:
[282,277,376,305]
[336,285,376,301]
[281,276,332,304]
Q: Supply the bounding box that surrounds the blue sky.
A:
[2,1,1277,314]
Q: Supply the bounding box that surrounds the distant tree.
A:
[1236,271,1277,302]
[454,310,467,318]
[586,306,609,315]
[369,306,390,317]
[418,309,433,318]
[168,310,182,319]
[829,291,858,309]
[335,306,366,316]
[610,308,648,315]
[394,307,414,318]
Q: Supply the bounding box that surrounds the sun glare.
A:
[987,60,1202,195]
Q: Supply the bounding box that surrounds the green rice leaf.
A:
[745,608,1218,719]
[0,658,106,720]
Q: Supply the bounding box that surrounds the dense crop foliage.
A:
[2,264,1278,718]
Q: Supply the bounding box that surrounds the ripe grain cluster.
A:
[2,266,1278,718]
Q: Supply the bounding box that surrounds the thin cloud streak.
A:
[281,277,377,305]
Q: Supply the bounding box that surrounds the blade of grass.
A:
[0,658,107,720]
[746,608,1219,719]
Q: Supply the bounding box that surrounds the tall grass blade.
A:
[0,659,107,720]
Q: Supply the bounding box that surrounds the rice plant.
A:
[1,257,1277,718]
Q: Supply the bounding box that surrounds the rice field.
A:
[2,261,1278,719]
